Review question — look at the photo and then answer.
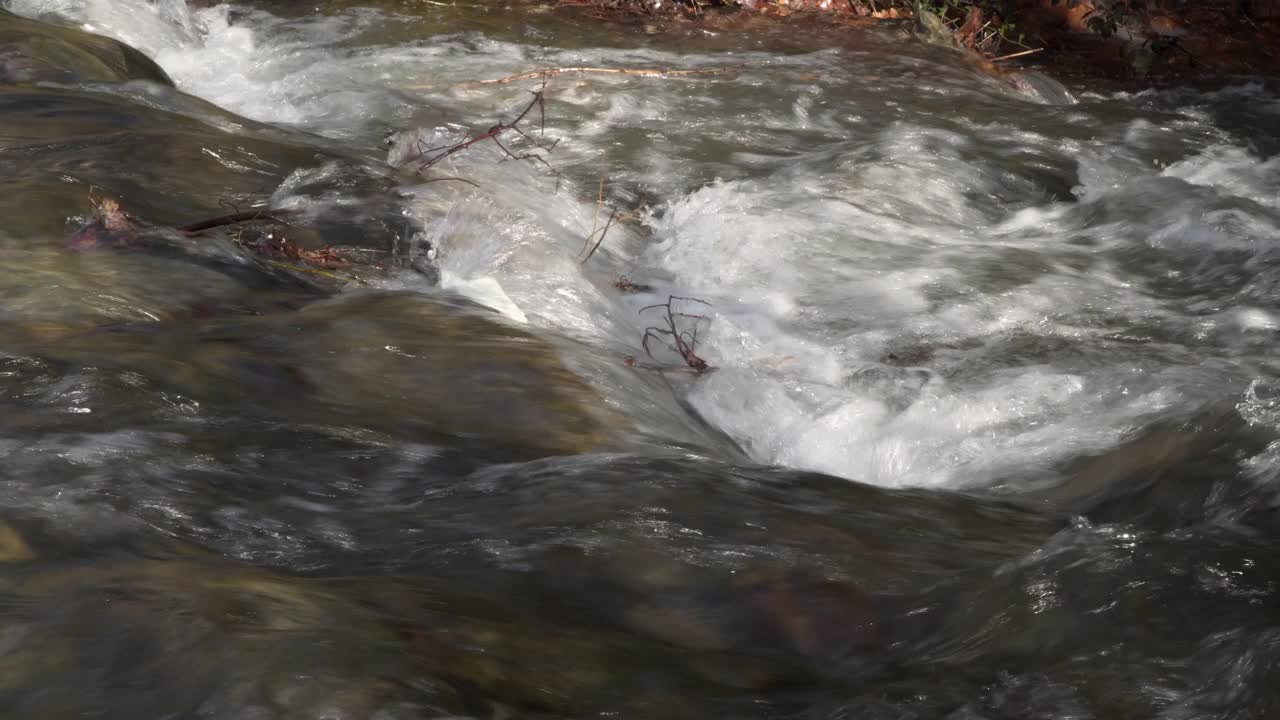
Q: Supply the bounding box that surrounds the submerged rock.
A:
[0,521,34,563]
[1028,405,1275,529]
[0,236,289,333]
[382,557,879,715]
[0,555,410,718]
[0,9,172,85]
[29,291,617,457]
[526,545,881,675]
[0,86,330,238]
[1004,68,1077,105]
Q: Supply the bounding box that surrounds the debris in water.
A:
[66,194,139,248]
[410,85,559,175]
[639,295,713,373]
[614,276,654,294]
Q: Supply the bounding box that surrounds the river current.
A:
[0,0,1279,717]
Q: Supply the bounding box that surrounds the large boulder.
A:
[0,9,172,85]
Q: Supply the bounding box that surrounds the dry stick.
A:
[989,47,1045,63]
[640,295,712,373]
[265,259,362,283]
[579,171,607,258]
[413,87,553,171]
[581,208,618,265]
[179,209,298,234]
[415,63,747,91]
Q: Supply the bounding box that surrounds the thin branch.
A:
[179,209,297,234]
[409,86,557,176]
[580,208,618,265]
[266,259,366,284]
[417,63,747,90]
[637,295,712,373]
[989,47,1044,63]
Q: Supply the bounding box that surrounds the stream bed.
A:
[1,1,1280,717]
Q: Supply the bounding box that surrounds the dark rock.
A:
[0,9,173,86]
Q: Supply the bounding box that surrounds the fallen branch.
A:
[988,47,1044,63]
[179,209,298,234]
[410,86,558,174]
[639,295,713,373]
[580,208,618,265]
[265,259,365,284]
[417,63,746,90]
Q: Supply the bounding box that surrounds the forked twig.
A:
[409,85,558,175]
[638,295,712,373]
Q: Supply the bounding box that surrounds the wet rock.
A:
[0,522,34,563]
[270,162,425,252]
[0,10,172,86]
[0,556,411,718]
[0,238,282,334]
[389,561,878,715]
[30,291,617,457]
[0,87,332,238]
[529,545,880,673]
[1005,69,1077,105]
[1030,405,1275,528]
[623,566,881,686]
[436,453,1061,594]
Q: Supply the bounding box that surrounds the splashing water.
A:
[9,0,1279,490]
[2,0,1280,716]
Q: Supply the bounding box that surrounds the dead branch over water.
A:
[85,84,720,376]
[409,85,558,174]
[179,209,297,234]
[640,295,713,373]
[415,63,746,91]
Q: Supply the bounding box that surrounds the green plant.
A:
[917,0,1037,53]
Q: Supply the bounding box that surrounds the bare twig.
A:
[989,47,1044,62]
[417,63,747,91]
[638,295,712,373]
[179,209,298,234]
[409,86,558,176]
[580,208,618,265]
[266,259,366,284]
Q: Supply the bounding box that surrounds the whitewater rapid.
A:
[9,0,1280,490]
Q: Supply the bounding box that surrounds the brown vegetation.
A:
[545,0,1280,82]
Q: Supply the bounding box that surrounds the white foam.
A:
[440,271,528,324]
[1163,144,1280,210]
[1236,308,1278,332]
[11,0,1280,490]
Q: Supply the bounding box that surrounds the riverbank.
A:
[543,0,1280,88]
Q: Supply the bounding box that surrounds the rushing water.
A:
[1,0,1280,717]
